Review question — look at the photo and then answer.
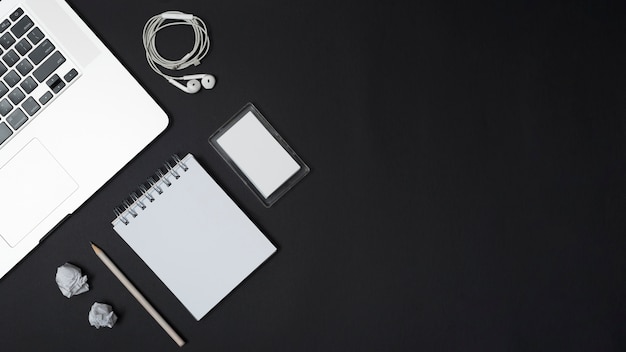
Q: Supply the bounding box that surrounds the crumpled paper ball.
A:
[88,302,118,329]
[55,263,89,298]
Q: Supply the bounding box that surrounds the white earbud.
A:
[167,78,201,94]
[181,74,216,89]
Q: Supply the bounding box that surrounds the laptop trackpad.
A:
[0,139,78,247]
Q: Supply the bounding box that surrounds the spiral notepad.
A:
[111,153,276,320]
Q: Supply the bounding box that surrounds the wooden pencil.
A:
[90,242,185,347]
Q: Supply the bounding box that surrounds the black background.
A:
[1,0,626,351]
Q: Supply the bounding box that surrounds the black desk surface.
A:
[2,0,626,351]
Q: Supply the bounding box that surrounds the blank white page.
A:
[113,154,276,320]
[215,111,300,198]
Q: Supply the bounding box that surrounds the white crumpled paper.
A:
[55,263,89,298]
[88,302,118,329]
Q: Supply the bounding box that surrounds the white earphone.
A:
[143,11,216,94]
[167,74,216,93]
[167,78,202,94]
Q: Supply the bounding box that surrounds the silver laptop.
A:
[0,0,168,278]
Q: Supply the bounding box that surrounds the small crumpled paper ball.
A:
[55,263,89,298]
[88,302,118,329]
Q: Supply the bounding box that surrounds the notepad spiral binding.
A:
[113,154,189,226]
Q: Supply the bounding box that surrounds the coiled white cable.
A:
[142,11,210,80]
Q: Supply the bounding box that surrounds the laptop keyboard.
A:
[0,7,79,147]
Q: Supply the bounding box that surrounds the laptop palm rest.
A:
[0,139,78,247]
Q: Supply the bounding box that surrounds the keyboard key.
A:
[28,39,54,65]
[26,27,43,45]
[46,74,59,86]
[39,91,52,105]
[6,108,27,130]
[19,76,36,94]
[46,74,65,93]
[0,122,12,145]
[21,97,39,116]
[16,58,32,76]
[8,87,24,105]
[33,51,65,82]
[52,80,65,93]
[0,32,15,49]
[0,20,11,33]
[0,98,12,116]
[2,49,19,67]
[10,8,24,22]
[15,38,31,55]
[64,68,78,82]
[10,15,33,38]
[3,69,20,87]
